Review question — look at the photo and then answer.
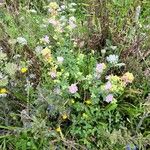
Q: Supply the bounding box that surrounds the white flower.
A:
[13,54,21,59]
[16,37,27,45]
[101,49,106,54]
[106,54,119,64]
[68,16,77,29]
[60,5,66,10]
[57,56,64,64]
[69,16,76,22]
[35,46,43,54]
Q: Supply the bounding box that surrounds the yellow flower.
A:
[85,99,92,105]
[49,2,59,10]
[21,67,28,73]
[0,88,7,94]
[62,114,67,120]
[41,47,51,56]
[110,75,121,83]
[82,113,88,118]
[71,99,75,104]
[121,72,134,83]
[56,126,61,132]
[41,48,53,63]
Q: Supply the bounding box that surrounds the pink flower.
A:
[105,94,113,103]
[96,63,106,73]
[69,84,78,94]
[50,71,57,79]
[42,35,50,43]
[49,18,59,26]
[105,81,112,90]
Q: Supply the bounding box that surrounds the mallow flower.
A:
[96,63,106,73]
[69,84,78,94]
[105,94,113,103]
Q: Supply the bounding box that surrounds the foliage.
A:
[0,0,150,150]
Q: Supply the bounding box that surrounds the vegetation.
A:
[0,0,150,149]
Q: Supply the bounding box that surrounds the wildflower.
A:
[57,56,64,64]
[40,35,50,44]
[68,16,77,29]
[85,99,92,104]
[96,63,106,73]
[53,87,61,95]
[0,88,7,97]
[101,49,106,54]
[49,71,57,79]
[41,47,52,63]
[106,54,119,64]
[41,47,50,55]
[105,81,112,90]
[56,126,61,132]
[21,67,28,73]
[48,18,59,26]
[105,94,113,103]
[71,99,75,104]
[82,113,88,118]
[62,114,67,120]
[60,5,66,10]
[49,2,59,10]
[121,72,134,84]
[4,63,18,76]
[0,88,7,94]
[16,37,27,45]
[126,144,131,150]
[69,84,78,94]
[35,46,43,54]
[109,75,121,83]
[69,16,76,22]
[29,74,36,79]
[13,54,21,59]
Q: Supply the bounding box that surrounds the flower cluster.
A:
[101,72,134,103]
